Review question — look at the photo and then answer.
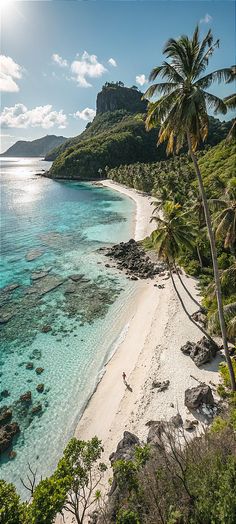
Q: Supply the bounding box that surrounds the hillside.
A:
[1,134,67,158]
[46,83,232,180]
[108,138,236,197]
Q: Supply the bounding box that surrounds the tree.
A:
[144,25,236,390]
[224,65,236,141]
[0,480,27,524]
[55,436,107,524]
[209,178,236,254]
[151,201,215,342]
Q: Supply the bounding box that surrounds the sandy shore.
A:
[57,179,221,523]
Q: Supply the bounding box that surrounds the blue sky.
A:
[1,0,235,153]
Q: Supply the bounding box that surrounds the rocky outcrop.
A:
[0,407,12,426]
[0,422,20,453]
[96,84,147,114]
[109,431,140,466]
[184,384,214,410]
[104,239,165,279]
[181,337,218,367]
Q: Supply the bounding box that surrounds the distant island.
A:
[1,134,68,158]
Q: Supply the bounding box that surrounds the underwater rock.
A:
[0,422,20,453]
[35,367,44,375]
[20,391,32,404]
[69,274,85,282]
[0,312,14,324]
[0,407,12,426]
[64,284,77,294]
[31,271,49,281]
[1,390,10,398]
[8,450,17,459]
[31,403,42,415]
[26,249,44,262]
[26,275,65,296]
[36,384,44,393]
[1,283,20,293]
[41,324,52,333]
[26,362,34,370]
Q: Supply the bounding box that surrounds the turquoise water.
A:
[0,158,135,494]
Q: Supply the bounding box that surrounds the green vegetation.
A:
[0,135,67,158]
[46,83,231,177]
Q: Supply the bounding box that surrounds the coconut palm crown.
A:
[144,26,232,153]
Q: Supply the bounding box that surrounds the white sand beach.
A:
[57,179,221,523]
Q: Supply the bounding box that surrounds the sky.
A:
[0,0,235,153]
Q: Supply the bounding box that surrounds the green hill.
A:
[1,134,67,158]
[46,83,232,180]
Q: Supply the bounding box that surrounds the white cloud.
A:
[136,74,148,86]
[71,51,107,88]
[74,107,96,121]
[108,58,117,67]
[0,104,68,129]
[0,55,23,92]
[200,13,212,24]
[52,53,68,67]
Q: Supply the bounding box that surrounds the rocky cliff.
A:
[1,135,67,158]
[96,83,147,114]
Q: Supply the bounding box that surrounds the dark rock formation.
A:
[96,84,147,114]
[35,367,44,375]
[105,239,165,279]
[26,362,34,370]
[26,249,44,262]
[0,407,12,426]
[41,324,52,333]
[31,404,42,415]
[20,391,32,404]
[109,431,140,466]
[36,384,44,393]
[1,390,10,398]
[181,337,218,367]
[0,422,20,453]
[185,384,214,410]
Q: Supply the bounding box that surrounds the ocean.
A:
[0,157,135,495]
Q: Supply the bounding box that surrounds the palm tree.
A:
[144,26,236,390]
[224,65,236,141]
[151,201,214,342]
[209,178,236,254]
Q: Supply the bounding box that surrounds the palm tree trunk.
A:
[168,262,216,344]
[173,262,203,310]
[187,133,236,391]
[196,244,203,269]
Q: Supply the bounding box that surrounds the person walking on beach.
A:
[122,371,126,382]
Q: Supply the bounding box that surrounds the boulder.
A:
[69,274,85,282]
[109,431,140,465]
[181,337,218,367]
[147,421,168,447]
[1,283,20,293]
[184,419,197,431]
[185,384,214,410]
[31,271,48,281]
[0,422,20,453]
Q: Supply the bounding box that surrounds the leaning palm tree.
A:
[209,178,236,254]
[144,26,236,389]
[151,201,215,342]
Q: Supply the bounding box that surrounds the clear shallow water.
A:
[0,158,135,494]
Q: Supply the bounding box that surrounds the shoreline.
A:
[71,179,221,472]
[57,178,221,523]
